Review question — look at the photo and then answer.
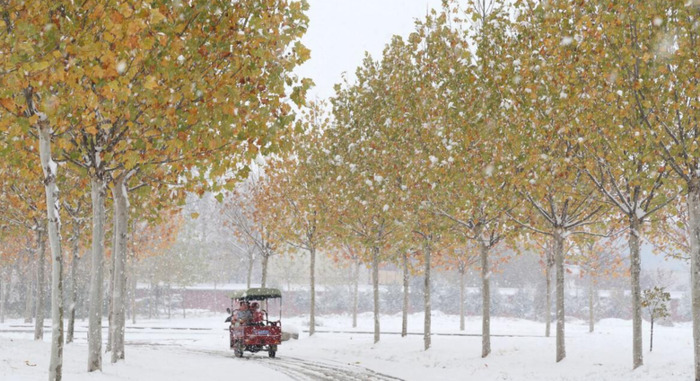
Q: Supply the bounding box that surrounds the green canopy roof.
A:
[228,287,282,300]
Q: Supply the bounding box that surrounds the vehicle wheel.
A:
[268,350,276,358]
[234,341,244,358]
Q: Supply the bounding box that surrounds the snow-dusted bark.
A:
[34,229,45,341]
[0,267,10,323]
[480,239,491,358]
[309,246,316,336]
[554,230,566,362]
[106,238,115,353]
[545,242,554,338]
[87,177,107,372]
[687,182,700,381]
[459,266,465,332]
[545,261,552,338]
[402,252,409,337]
[110,176,128,363]
[38,123,64,381]
[66,243,79,344]
[24,255,34,324]
[423,242,432,351]
[261,253,269,288]
[372,246,380,344]
[629,217,643,369]
[246,252,254,289]
[353,259,360,329]
[588,275,595,333]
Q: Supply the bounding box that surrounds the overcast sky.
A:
[295,0,444,101]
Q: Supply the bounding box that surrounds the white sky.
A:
[295,0,444,101]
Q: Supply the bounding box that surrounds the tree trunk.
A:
[24,268,34,323]
[309,246,316,336]
[480,238,491,358]
[261,253,269,288]
[246,250,254,289]
[459,266,465,331]
[0,267,10,324]
[38,123,65,381]
[588,275,595,333]
[545,253,552,338]
[554,230,566,363]
[34,229,46,341]
[629,216,643,369]
[107,203,119,354]
[67,245,79,344]
[110,176,128,363]
[402,251,409,337]
[423,241,432,351]
[372,245,380,344]
[686,181,700,381]
[24,243,34,324]
[352,258,359,329]
[650,316,654,352]
[88,176,107,372]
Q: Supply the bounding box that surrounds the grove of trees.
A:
[0,0,697,380]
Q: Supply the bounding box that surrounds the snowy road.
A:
[2,314,695,381]
[0,324,406,380]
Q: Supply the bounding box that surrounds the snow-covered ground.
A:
[0,312,693,380]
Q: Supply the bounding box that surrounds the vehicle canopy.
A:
[228,287,282,301]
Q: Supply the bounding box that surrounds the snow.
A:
[1,313,693,380]
[47,159,57,176]
[116,61,127,74]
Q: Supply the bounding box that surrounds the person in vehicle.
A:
[236,301,253,325]
[250,302,264,324]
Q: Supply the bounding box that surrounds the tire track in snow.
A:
[179,347,403,380]
[261,356,403,381]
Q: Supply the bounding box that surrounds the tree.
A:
[577,0,698,373]
[642,286,671,352]
[508,1,610,362]
[329,52,403,344]
[265,103,331,336]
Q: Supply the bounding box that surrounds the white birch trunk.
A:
[554,230,566,362]
[686,182,700,381]
[110,176,128,363]
[38,124,65,381]
[34,229,46,341]
[423,241,431,351]
[87,177,107,372]
[629,217,643,369]
[480,238,491,358]
[309,246,316,336]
